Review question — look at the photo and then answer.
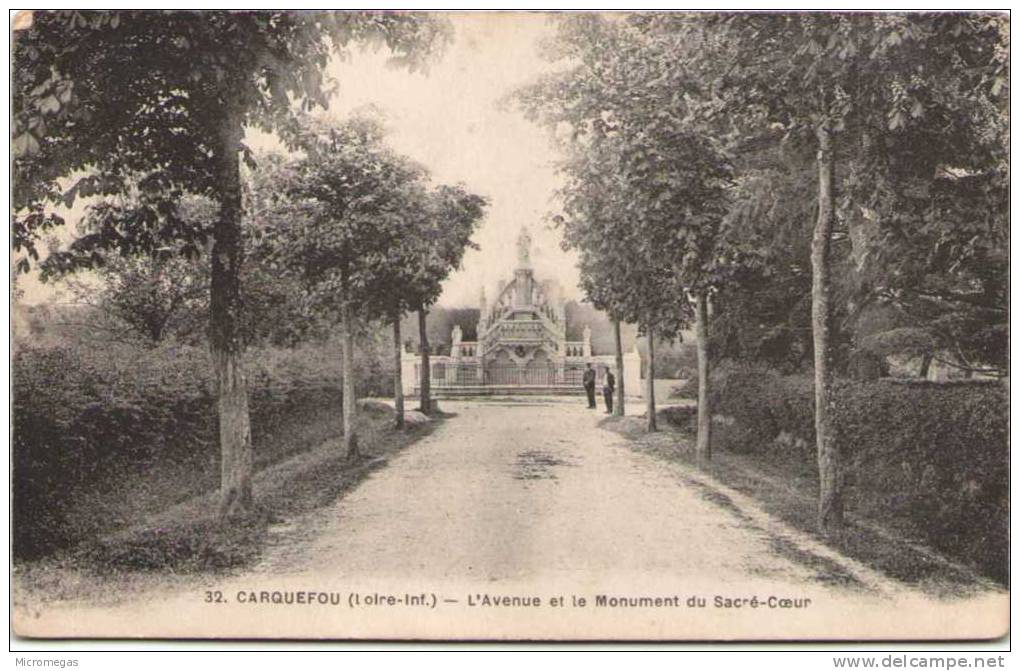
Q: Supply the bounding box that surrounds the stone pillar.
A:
[477,287,487,338]
[624,345,642,398]
[582,325,592,358]
[402,351,419,396]
[450,325,462,359]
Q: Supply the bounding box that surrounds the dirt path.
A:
[256,400,870,587]
[17,400,1006,640]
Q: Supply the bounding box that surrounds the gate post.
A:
[624,346,642,399]
[402,352,419,396]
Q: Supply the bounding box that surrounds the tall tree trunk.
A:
[613,318,625,417]
[812,120,843,535]
[919,353,933,379]
[645,329,657,432]
[393,314,404,429]
[339,295,359,460]
[418,307,431,415]
[210,111,253,521]
[695,290,712,463]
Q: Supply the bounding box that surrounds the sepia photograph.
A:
[9,9,1010,644]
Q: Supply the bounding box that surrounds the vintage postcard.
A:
[10,10,1009,641]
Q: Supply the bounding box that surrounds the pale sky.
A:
[320,12,578,307]
[17,12,580,308]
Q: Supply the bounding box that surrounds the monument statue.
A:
[516,226,532,267]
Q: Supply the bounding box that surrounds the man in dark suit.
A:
[603,367,616,414]
[582,363,596,409]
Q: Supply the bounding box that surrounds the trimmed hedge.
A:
[675,362,815,459]
[13,340,391,560]
[832,378,1008,582]
[697,361,1008,582]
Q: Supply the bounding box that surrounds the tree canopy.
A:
[13,10,450,272]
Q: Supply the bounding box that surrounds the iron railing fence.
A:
[415,361,593,388]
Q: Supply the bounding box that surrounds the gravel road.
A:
[17,399,1006,640]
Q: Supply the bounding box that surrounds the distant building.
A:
[402,227,640,397]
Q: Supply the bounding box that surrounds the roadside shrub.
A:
[703,361,1008,581]
[671,378,697,400]
[12,336,391,561]
[660,405,696,430]
[831,378,1008,582]
[13,343,211,558]
[846,348,889,381]
[649,343,698,381]
[707,361,814,458]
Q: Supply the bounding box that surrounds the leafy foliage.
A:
[12,337,393,560]
[251,116,428,316]
[683,360,1007,581]
[384,183,487,316]
[13,10,450,270]
[250,115,486,323]
[834,378,1008,582]
[674,361,817,456]
[65,254,209,346]
[516,14,734,337]
[13,10,453,513]
[528,12,1009,381]
[55,191,324,347]
[688,12,1009,375]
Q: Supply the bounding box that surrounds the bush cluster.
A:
[700,362,815,459]
[700,361,1008,582]
[12,339,394,560]
[831,378,1008,582]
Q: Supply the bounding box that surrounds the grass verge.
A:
[14,401,440,604]
[601,411,1003,597]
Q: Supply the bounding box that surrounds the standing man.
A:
[603,366,616,414]
[582,363,597,409]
